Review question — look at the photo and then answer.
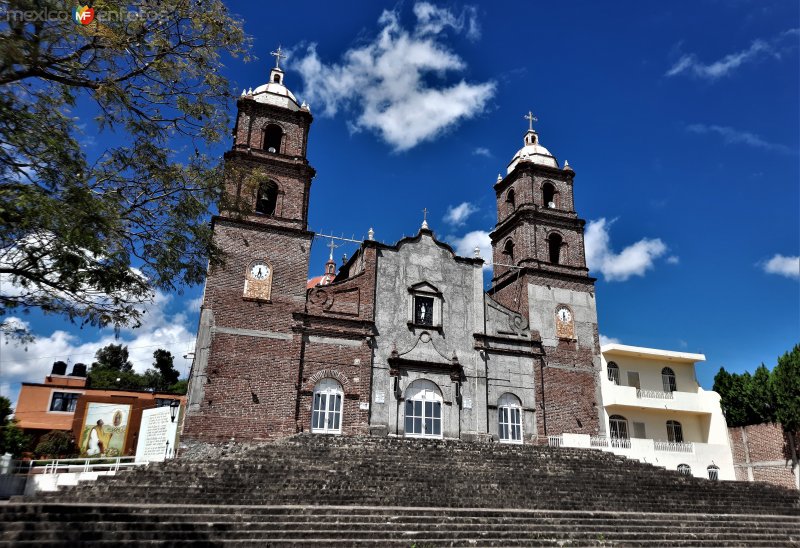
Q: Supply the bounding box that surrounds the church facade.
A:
[183,61,603,444]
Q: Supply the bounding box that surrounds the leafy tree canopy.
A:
[87,344,185,393]
[714,345,799,428]
[0,0,251,340]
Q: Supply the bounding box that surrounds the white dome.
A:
[506,130,558,174]
[244,68,304,112]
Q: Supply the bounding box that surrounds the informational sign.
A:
[359,402,369,410]
[463,398,473,410]
[135,407,179,463]
[375,390,385,404]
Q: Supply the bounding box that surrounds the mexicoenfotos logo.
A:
[72,5,95,25]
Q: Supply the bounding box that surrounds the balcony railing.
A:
[636,388,673,400]
[654,441,694,453]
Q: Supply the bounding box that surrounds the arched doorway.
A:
[404,379,442,438]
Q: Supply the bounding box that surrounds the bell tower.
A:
[185,48,317,441]
[489,112,602,439]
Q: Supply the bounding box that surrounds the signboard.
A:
[135,407,179,463]
[78,402,131,457]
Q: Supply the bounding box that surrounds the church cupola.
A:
[507,111,558,173]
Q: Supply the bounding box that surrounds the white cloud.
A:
[666,256,680,265]
[599,334,621,346]
[665,29,797,80]
[472,147,492,157]
[762,254,800,280]
[0,292,198,406]
[585,218,668,282]
[686,124,795,155]
[443,202,477,226]
[449,229,492,269]
[292,3,495,152]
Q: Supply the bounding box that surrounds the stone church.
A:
[184,59,602,444]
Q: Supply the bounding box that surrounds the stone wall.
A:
[728,422,799,490]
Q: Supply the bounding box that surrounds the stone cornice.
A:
[224,149,317,179]
[495,163,575,193]
[212,215,314,238]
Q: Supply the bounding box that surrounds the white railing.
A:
[654,441,694,453]
[610,438,631,449]
[548,435,563,447]
[590,436,610,448]
[636,388,673,400]
[24,456,140,475]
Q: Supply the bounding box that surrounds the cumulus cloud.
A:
[585,218,668,282]
[666,29,797,80]
[472,147,492,157]
[599,334,621,346]
[762,254,800,280]
[686,124,796,155]
[449,229,492,269]
[291,3,495,151]
[0,292,198,406]
[443,202,478,226]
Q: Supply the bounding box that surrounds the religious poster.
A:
[135,407,179,463]
[78,402,131,457]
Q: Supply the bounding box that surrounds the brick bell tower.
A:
[489,112,603,439]
[184,48,316,441]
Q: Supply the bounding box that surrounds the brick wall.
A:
[728,422,799,490]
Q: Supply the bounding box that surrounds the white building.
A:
[552,344,735,481]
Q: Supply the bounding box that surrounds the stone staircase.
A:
[1,434,798,546]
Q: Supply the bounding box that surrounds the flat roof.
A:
[601,343,705,364]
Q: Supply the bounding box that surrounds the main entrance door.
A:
[404,379,442,438]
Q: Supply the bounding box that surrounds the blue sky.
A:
[1,0,798,404]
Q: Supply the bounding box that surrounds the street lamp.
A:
[169,399,180,423]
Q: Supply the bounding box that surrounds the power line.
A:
[0,340,197,363]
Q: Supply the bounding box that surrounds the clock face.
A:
[250,263,270,280]
[557,307,572,323]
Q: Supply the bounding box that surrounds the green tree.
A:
[92,343,133,372]
[773,344,800,431]
[34,430,77,458]
[713,368,755,427]
[0,396,11,425]
[0,0,251,341]
[152,349,179,388]
[0,421,32,458]
[749,364,777,424]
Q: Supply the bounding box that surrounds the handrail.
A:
[24,456,139,475]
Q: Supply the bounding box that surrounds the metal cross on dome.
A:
[524,111,538,131]
[271,45,286,69]
[327,238,338,260]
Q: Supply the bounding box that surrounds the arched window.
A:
[666,420,684,443]
[263,124,283,153]
[609,415,629,440]
[503,239,515,263]
[677,464,691,476]
[662,367,677,392]
[548,233,563,264]
[255,181,278,215]
[542,182,556,208]
[607,362,620,385]
[273,73,281,83]
[707,465,719,481]
[311,378,343,434]
[404,379,442,438]
[506,188,515,210]
[498,393,522,444]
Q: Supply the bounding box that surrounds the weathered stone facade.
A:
[184,67,603,444]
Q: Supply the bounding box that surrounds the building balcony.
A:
[548,433,735,480]
[601,380,718,414]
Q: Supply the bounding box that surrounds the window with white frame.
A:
[49,392,80,412]
[607,361,620,385]
[404,379,442,438]
[662,367,677,392]
[707,465,719,481]
[498,393,523,443]
[666,420,684,443]
[311,378,343,434]
[609,415,629,440]
[678,464,691,476]
[413,296,434,326]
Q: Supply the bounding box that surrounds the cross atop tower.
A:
[327,238,338,260]
[421,207,429,230]
[270,45,286,69]
[524,111,538,132]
